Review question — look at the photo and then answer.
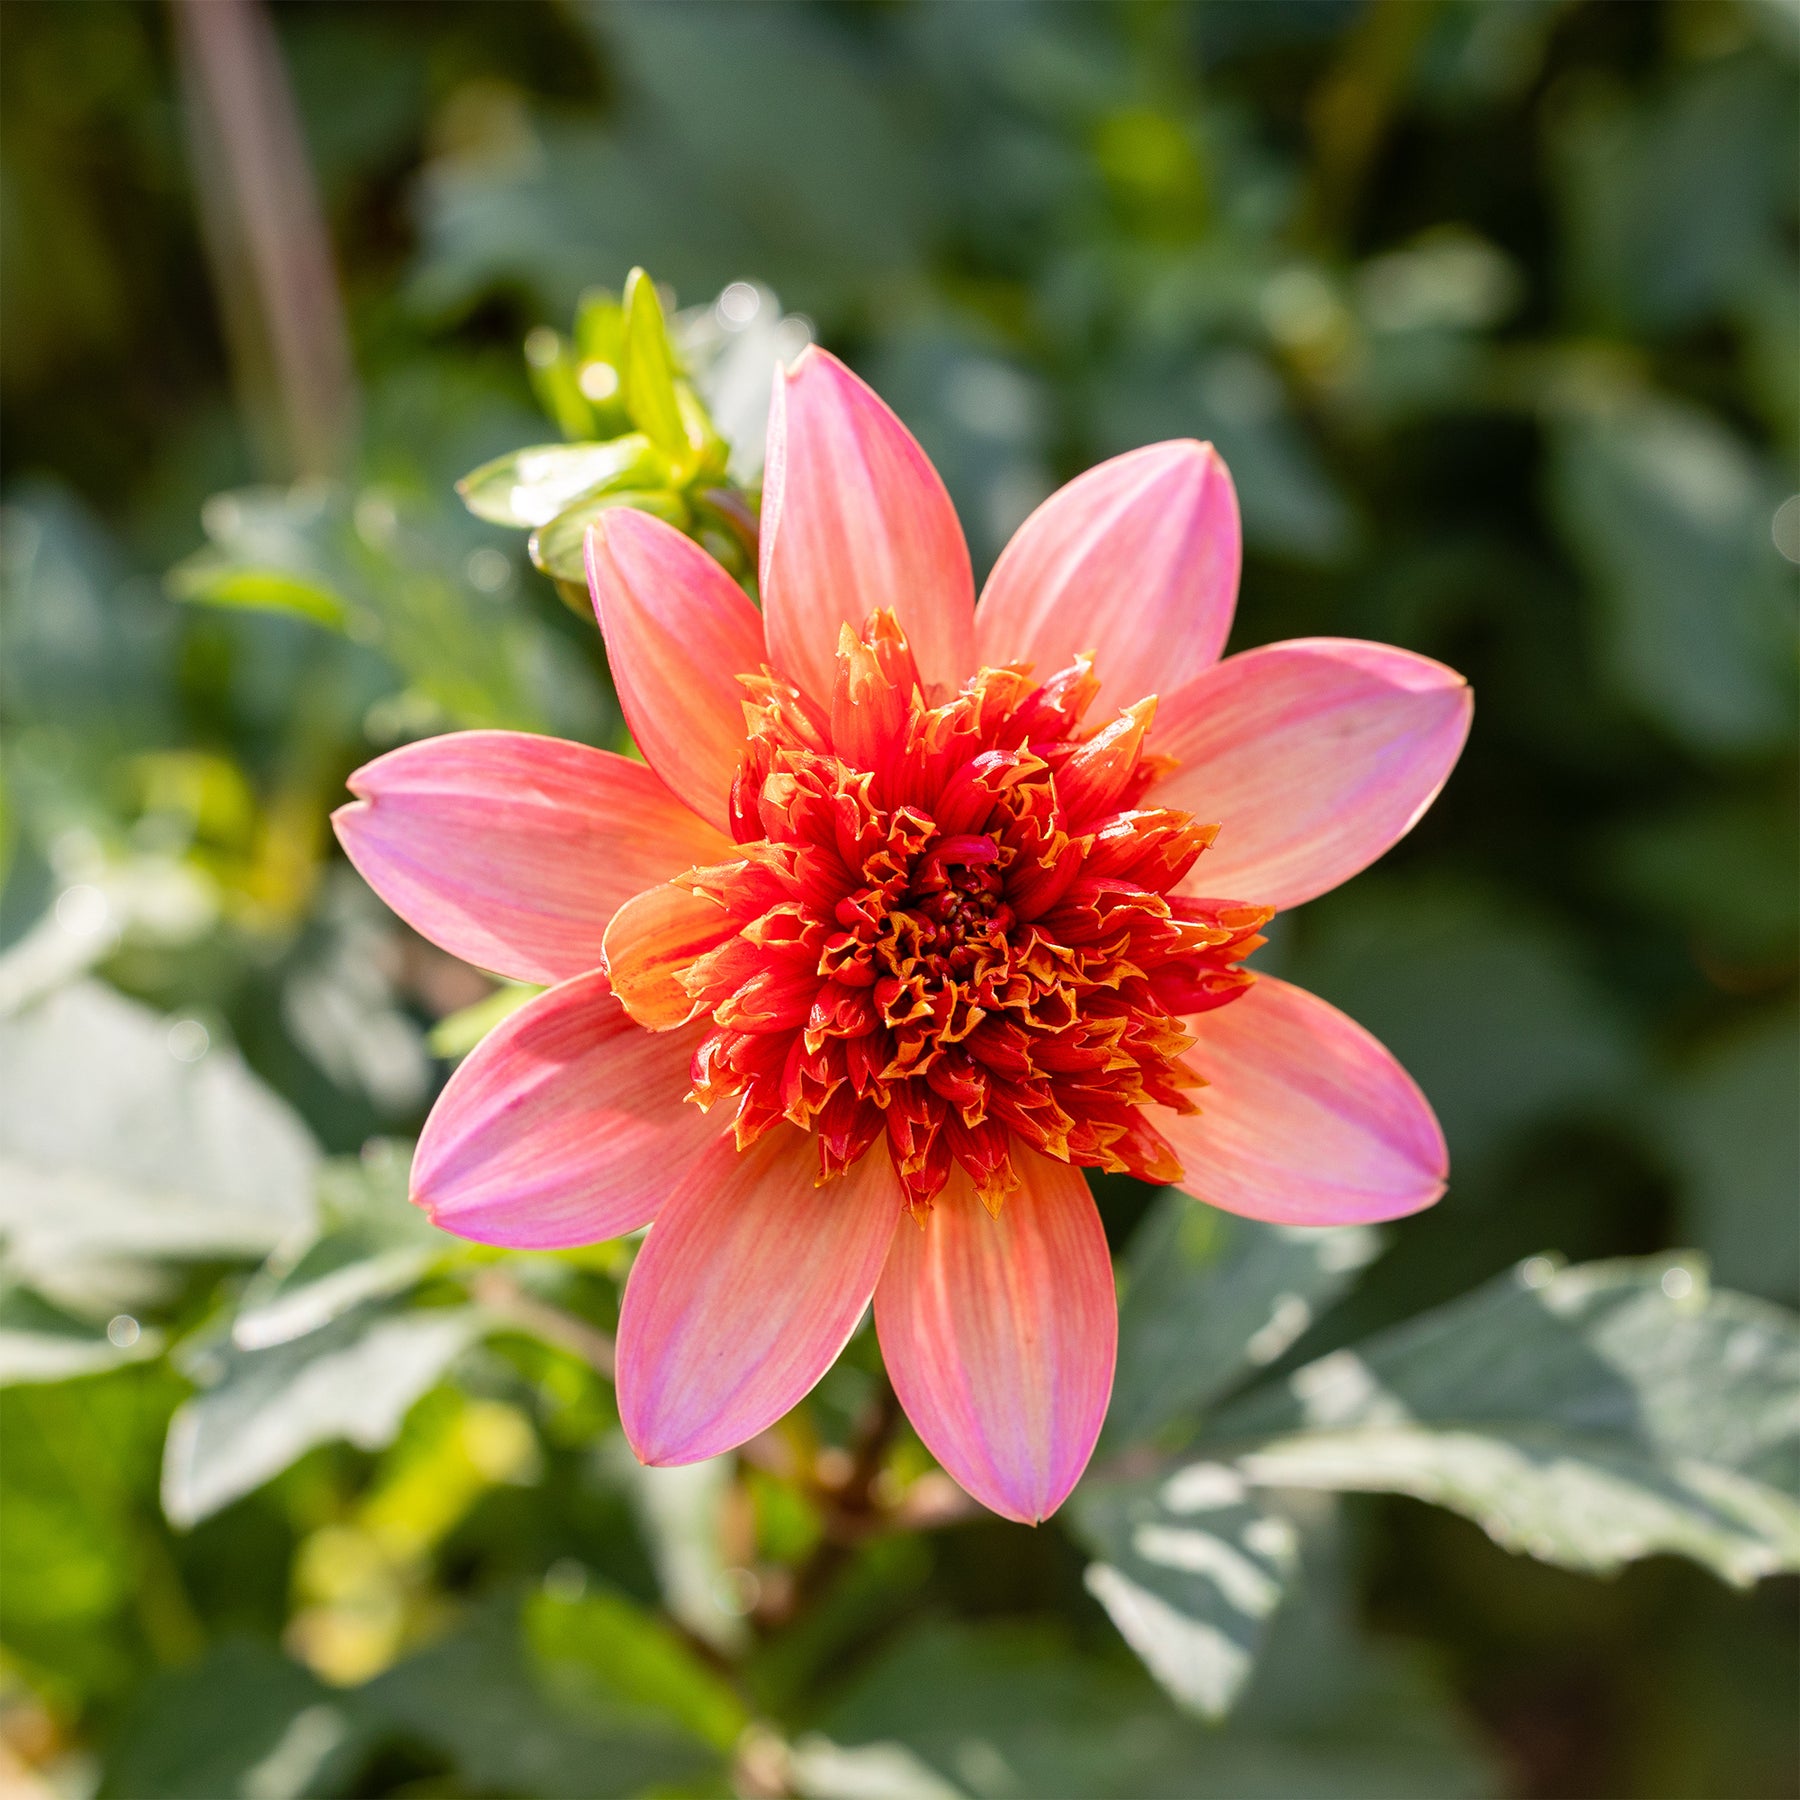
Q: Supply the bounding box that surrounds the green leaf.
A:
[572,288,627,369]
[454,435,660,528]
[525,323,603,440]
[1106,1193,1380,1448]
[611,1448,751,1653]
[1605,786,1800,967]
[167,561,352,630]
[360,1598,719,1799]
[526,1583,750,1751]
[175,482,602,735]
[2,1365,183,1692]
[231,1142,458,1352]
[0,981,319,1307]
[427,981,544,1059]
[0,1281,161,1386]
[1551,52,1795,334]
[1549,391,1795,754]
[1207,1257,1800,1585]
[621,267,690,458]
[1069,1473,1298,1718]
[527,487,690,583]
[161,1302,482,1527]
[1663,1008,1800,1307]
[812,1585,1497,1799]
[99,1641,363,1800]
[1286,879,1638,1169]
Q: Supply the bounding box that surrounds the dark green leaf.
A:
[99,1641,364,1800]
[360,1598,719,1798]
[813,1569,1496,1800]
[1549,391,1795,754]
[1106,1192,1380,1448]
[1665,1010,1800,1307]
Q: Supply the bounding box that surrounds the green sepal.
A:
[524,325,597,442]
[455,436,663,529]
[528,488,692,583]
[620,268,690,460]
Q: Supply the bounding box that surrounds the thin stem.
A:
[469,1268,616,1378]
[171,0,357,477]
[772,1374,905,1623]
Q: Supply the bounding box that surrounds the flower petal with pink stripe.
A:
[412,971,723,1248]
[617,1125,905,1466]
[1154,973,1448,1226]
[1153,638,1472,912]
[875,1150,1117,1525]
[335,346,1472,1526]
[586,508,768,830]
[333,730,730,985]
[977,439,1240,721]
[761,346,975,704]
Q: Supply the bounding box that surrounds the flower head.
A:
[335,346,1471,1523]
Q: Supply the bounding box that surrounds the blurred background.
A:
[1,2,1795,1796]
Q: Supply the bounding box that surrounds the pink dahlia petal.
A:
[411,971,721,1249]
[603,882,740,1029]
[333,731,730,985]
[585,510,767,831]
[761,346,975,704]
[875,1148,1116,1525]
[1153,638,1472,911]
[977,441,1240,719]
[617,1126,905,1465]
[1155,974,1447,1226]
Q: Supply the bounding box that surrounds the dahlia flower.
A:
[334,348,1470,1523]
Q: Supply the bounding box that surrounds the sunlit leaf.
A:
[621,267,690,459]
[232,1141,456,1352]
[454,435,660,529]
[162,1303,482,1527]
[0,1281,161,1386]
[0,981,318,1307]
[168,562,352,630]
[1207,1257,1800,1585]
[1070,1473,1298,1718]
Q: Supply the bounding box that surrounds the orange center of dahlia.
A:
[673,610,1269,1214]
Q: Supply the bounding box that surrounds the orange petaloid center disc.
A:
[671,610,1269,1215]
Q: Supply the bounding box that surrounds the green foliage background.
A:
[1,3,1795,1797]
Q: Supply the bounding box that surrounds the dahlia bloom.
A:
[334,348,1470,1524]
